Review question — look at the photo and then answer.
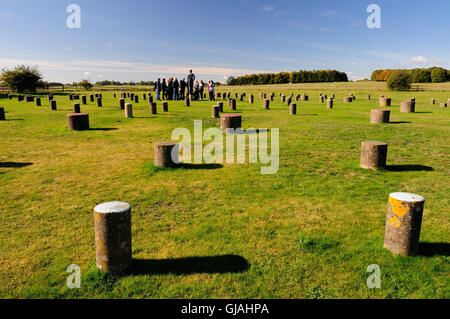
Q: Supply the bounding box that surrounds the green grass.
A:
[0,82,449,299]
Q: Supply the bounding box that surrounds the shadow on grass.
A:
[5,119,25,121]
[0,162,33,168]
[389,121,412,124]
[417,242,450,257]
[415,112,433,114]
[88,128,118,131]
[385,165,434,172]
[179,163,223,170]
[129,255,250,275]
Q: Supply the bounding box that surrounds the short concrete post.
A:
[370,109,390,123]
[0,107,5,121]
[301,94,308,101]
[379,97,391,107]
[360,141,388,170]
[400,100,415,113]
[431,98,435,105]
[35,97,41,107]
[185,97,190,107]
[384,193,425,256]
[281,95,286,103]
[263,99,270,110]
[134,95,139,103]
[50,100,57,111]
[229,98,236,111]
[73,103,81,113]
[125,103,133,118]
[290,103,296,115]
[343,96,353,103]
[286,97,292,106]
[81,95,87,105]
[218,102,224,112]
[96,97,102,107]
[440,103,447,108]
[248,95,254,104]
[319,95,324,103]
[368,94,371,100]
[221,114,242,133]
[89,95,94,102]
[94,202,132,273]
[154,142,179,168]
[327,98,333,109]
[119,98,125,110]
[150,102,157,114]
[162,102,168,112]
[67,113,90,131]
[212,106,220,118]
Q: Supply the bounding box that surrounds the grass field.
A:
[0,82,449,299]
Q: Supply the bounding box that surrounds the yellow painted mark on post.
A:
[389,216,401,228]
[389,197,409,217]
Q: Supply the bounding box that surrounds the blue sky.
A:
[0,0,449,83]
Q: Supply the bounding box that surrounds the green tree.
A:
[387,71,411,91]
[0,65,43,93]
[79,79,93,90]
[430,67,447,83]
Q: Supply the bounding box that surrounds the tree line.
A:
[227,70,349,86]
[371,67,450,83]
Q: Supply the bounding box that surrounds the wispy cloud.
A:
[0,12,16,19]
[408,56,446,66]
[321,10,338,18]
[0,58,269,78]
[261,5,275,13]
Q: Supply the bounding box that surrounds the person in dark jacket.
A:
[173,78,179,100]
[155,78,162,100]
[180,79,186,100]
[187,69,195,97]
[162,79,167,100]
[167,78,173,100]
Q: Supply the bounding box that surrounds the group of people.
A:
[154,70,216,101]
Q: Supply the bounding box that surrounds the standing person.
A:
[162,79,167,100]
[173,78,179,100]
[187,69,195,98]
[168,78,173,100]
[180,79,186,100]
[209,80,215,101]
[199,80,204,101]
[155,78,162,101]
[193,80,199,101]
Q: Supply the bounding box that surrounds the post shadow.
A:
[389,121,412,124]
[129,255,250,275]
[417,242,450,257]
[88,128,118,131]
[179,163,223,170]
[384,165,434,172]
[0,162,33,168]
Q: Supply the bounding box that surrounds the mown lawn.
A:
[0,82,449,299]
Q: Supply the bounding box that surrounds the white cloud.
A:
[0,12,16,19]
[321,10,338,18]
[407,56,446,66]
[261,5,275,12]
[408,56,430,65]
[107,42,113,48]
[83,72,90,76]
